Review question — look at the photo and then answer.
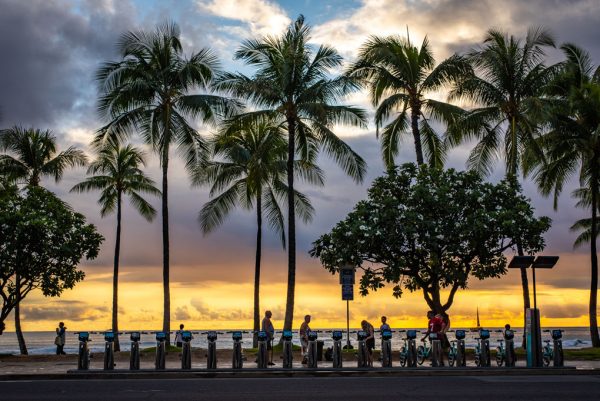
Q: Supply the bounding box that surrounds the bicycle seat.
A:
[497,339,504,343]
[543,339,551,344]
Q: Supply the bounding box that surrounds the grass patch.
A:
[563,348,600,360]
[245,343,302,353]
[141,345,181,354]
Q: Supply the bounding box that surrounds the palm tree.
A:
[94,22,237,339]
[570,188,600,250]
[447,27,556,346]
[528,44,600,347]
[347,34,471,168]
[195,120,323,346]
[71,143,160,351]
[217,15,367,333]
[0,127,87,186]
[0,126,86,355]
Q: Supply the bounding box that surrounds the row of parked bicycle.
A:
[73,327,565,371]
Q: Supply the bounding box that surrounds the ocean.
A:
[0,327,592,355]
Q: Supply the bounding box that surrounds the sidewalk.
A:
[1,350,599,376]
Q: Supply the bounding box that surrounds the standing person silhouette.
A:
[174,324,185,348]
[299,315,312,364]
[55,322,66,355]
[261,310,275,365]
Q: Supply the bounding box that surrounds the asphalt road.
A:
[1,375,599,400]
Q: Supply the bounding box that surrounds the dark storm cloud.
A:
[0,0,136,134]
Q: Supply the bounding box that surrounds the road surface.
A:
[1,375,599,400]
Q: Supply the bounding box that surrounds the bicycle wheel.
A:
[448,349,455,367]
[543,355,550,367]
[417,345,426,365]
[495,347,504,366]
[399,348,407,367]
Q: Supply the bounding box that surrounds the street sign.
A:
[339,266,355,285]
[341,284,354,301]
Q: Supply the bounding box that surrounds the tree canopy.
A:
[0,187,103,331]
[310,164,551,314]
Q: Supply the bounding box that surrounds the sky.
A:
[1,0,599,332]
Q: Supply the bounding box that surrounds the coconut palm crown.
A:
[0,126,87,186]
[347,33,471,168]
[195,119,323,346]
[71,142,160,352]
[216,15,368,333]
[94,22,238,339]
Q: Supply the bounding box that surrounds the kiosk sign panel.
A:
[341,284,354,300]
[339,267,355,285]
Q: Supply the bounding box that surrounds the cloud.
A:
[0,0,137,138]
[196,0,290,37]
[22,300,109,322]
[310,0,600,64]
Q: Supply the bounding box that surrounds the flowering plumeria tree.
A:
[310,164,551,316]
[0,187,103,334]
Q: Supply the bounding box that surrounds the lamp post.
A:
[508,255,559,367]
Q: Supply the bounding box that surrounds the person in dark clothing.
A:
[55,322,66,355]
[361,320,375,367]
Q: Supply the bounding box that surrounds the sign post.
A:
[339,265,355,349]
[508,255,559,367]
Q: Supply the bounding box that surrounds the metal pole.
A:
[532,265,537,310]
[346,300,351,348]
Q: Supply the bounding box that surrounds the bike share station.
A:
[508,255,563,368]
[66,257,573,375]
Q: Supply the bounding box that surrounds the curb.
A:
[0,367,598,381]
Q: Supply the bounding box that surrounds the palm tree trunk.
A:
[589,174,600,347]
[411,108,424,165]
[15,274,27,355]
[283,116,296,335]
[253,192,262,348]
[112,191,122,352]
[161,149,171,343]
[517,243,531,349]
[508,172,530,349]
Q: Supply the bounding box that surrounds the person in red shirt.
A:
[422,311,445,365]
[422,311,443,339]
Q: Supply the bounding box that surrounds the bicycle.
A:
[417,331,435,365]
[542,329,564,367]
[474,329,491,367]
[495,329,516,367]
[447,329,466,367]
[398,329,417,367]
